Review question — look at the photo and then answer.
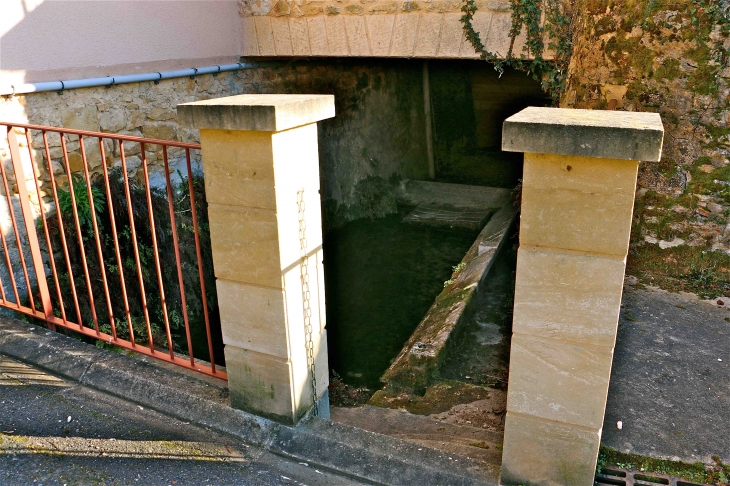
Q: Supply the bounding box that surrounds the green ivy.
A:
[460,0,574,103]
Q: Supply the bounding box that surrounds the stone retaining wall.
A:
[0,60,431,229]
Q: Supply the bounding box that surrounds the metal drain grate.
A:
[596,467,710,486]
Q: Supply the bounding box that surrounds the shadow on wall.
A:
[429,61,551,188]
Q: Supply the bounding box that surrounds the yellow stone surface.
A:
[513,247,626,348]
[236,10,551,60]
[216,279,289,358]
[182,96,331,424]
[506,333,614,429]
[520,152,639,256]
[501,412,600,486]
[224,345,297,423]
[199,129,276,210]
[207,203,282,289]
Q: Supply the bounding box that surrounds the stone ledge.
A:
[178,94,335,132]
[502,107,664,162]
[381,201,518,392]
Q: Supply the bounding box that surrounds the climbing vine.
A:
[461,0,575,103]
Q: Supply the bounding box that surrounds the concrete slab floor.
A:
[603,282,730,464]
[0,355,362,486]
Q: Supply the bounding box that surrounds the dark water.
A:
[323,209,479,389]
[439,238,517,389]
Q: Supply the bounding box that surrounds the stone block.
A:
[367,15,396,56]
[271,17,294,55]
[216,279,289,358]
[271,123,324,267]
[324,15,349,55]
[414,14,443,57]
[99,108,127,133]
[506,333,613,429]
[437,13,464,57]
[390,14,420,57]
[486,10,511,57]
[520,152,639,256]
[290,18,312,56]
[345,16,371,56]
[62,106,98,132]
[307,17,329,55]
[501,412,600,486]
[142,123,176,141]
[178,94,335,132]
[513,247,626,348]
[198,129,276,210]
[207,203,282,289]
[241,17,260,56]
[224,345,298,423]
[254,17,277,56]
[503,107,664,162]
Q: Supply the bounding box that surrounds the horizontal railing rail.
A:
[0,121,225,380]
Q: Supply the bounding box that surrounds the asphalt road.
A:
[603,285,730,464]
[0,356,363,486]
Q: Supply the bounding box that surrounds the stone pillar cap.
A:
[502,107,664,161]
[178,94,335,132]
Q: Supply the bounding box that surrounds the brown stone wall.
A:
[0,60,431,229]
[563,0,730,297]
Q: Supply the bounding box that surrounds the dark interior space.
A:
[429,61,551,188]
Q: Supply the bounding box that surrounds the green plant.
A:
[460,0,575,103]
[452,262,467,273]
[56,175,105,234]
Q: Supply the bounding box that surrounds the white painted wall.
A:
[0,0,241,84]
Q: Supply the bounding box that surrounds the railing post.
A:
[178,95,335,425]
[500,108,664,485]
[6,128,54,324]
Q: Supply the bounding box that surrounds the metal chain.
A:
[297,189,318,416]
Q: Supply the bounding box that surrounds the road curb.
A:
[0,316,496,486]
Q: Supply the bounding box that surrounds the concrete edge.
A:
[0,318,494,486]
[381,202,519,391]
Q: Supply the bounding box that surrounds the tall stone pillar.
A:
[178,95,335,425]
[500,107,664,485]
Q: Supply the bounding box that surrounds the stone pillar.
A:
[178,95,335,425]
[500,107,664,486]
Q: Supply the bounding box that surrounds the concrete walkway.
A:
[0,355,361,486]
[602,283,730,464]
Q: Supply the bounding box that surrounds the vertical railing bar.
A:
[184,148,215,371]
[79,135,118,339]
[161,146,194,364]
[140,143,174,358]
[26,128,66,324]
[140,144,175,358]
[99,138,135,344]
[3,129,37,313]
[61,134,99,332]
[119,142,152,349]
[44,131,82,325]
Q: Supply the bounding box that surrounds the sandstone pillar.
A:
[178,95,335,425]
[500,107,664,485]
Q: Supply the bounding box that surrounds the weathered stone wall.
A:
[563,0,730,297]
[0,59,431,230]
[237,0,542,59]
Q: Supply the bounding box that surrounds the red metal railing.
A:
[0,122,226,380]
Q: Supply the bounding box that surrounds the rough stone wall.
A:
[0,60,431,230]
[563,0,730,297]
